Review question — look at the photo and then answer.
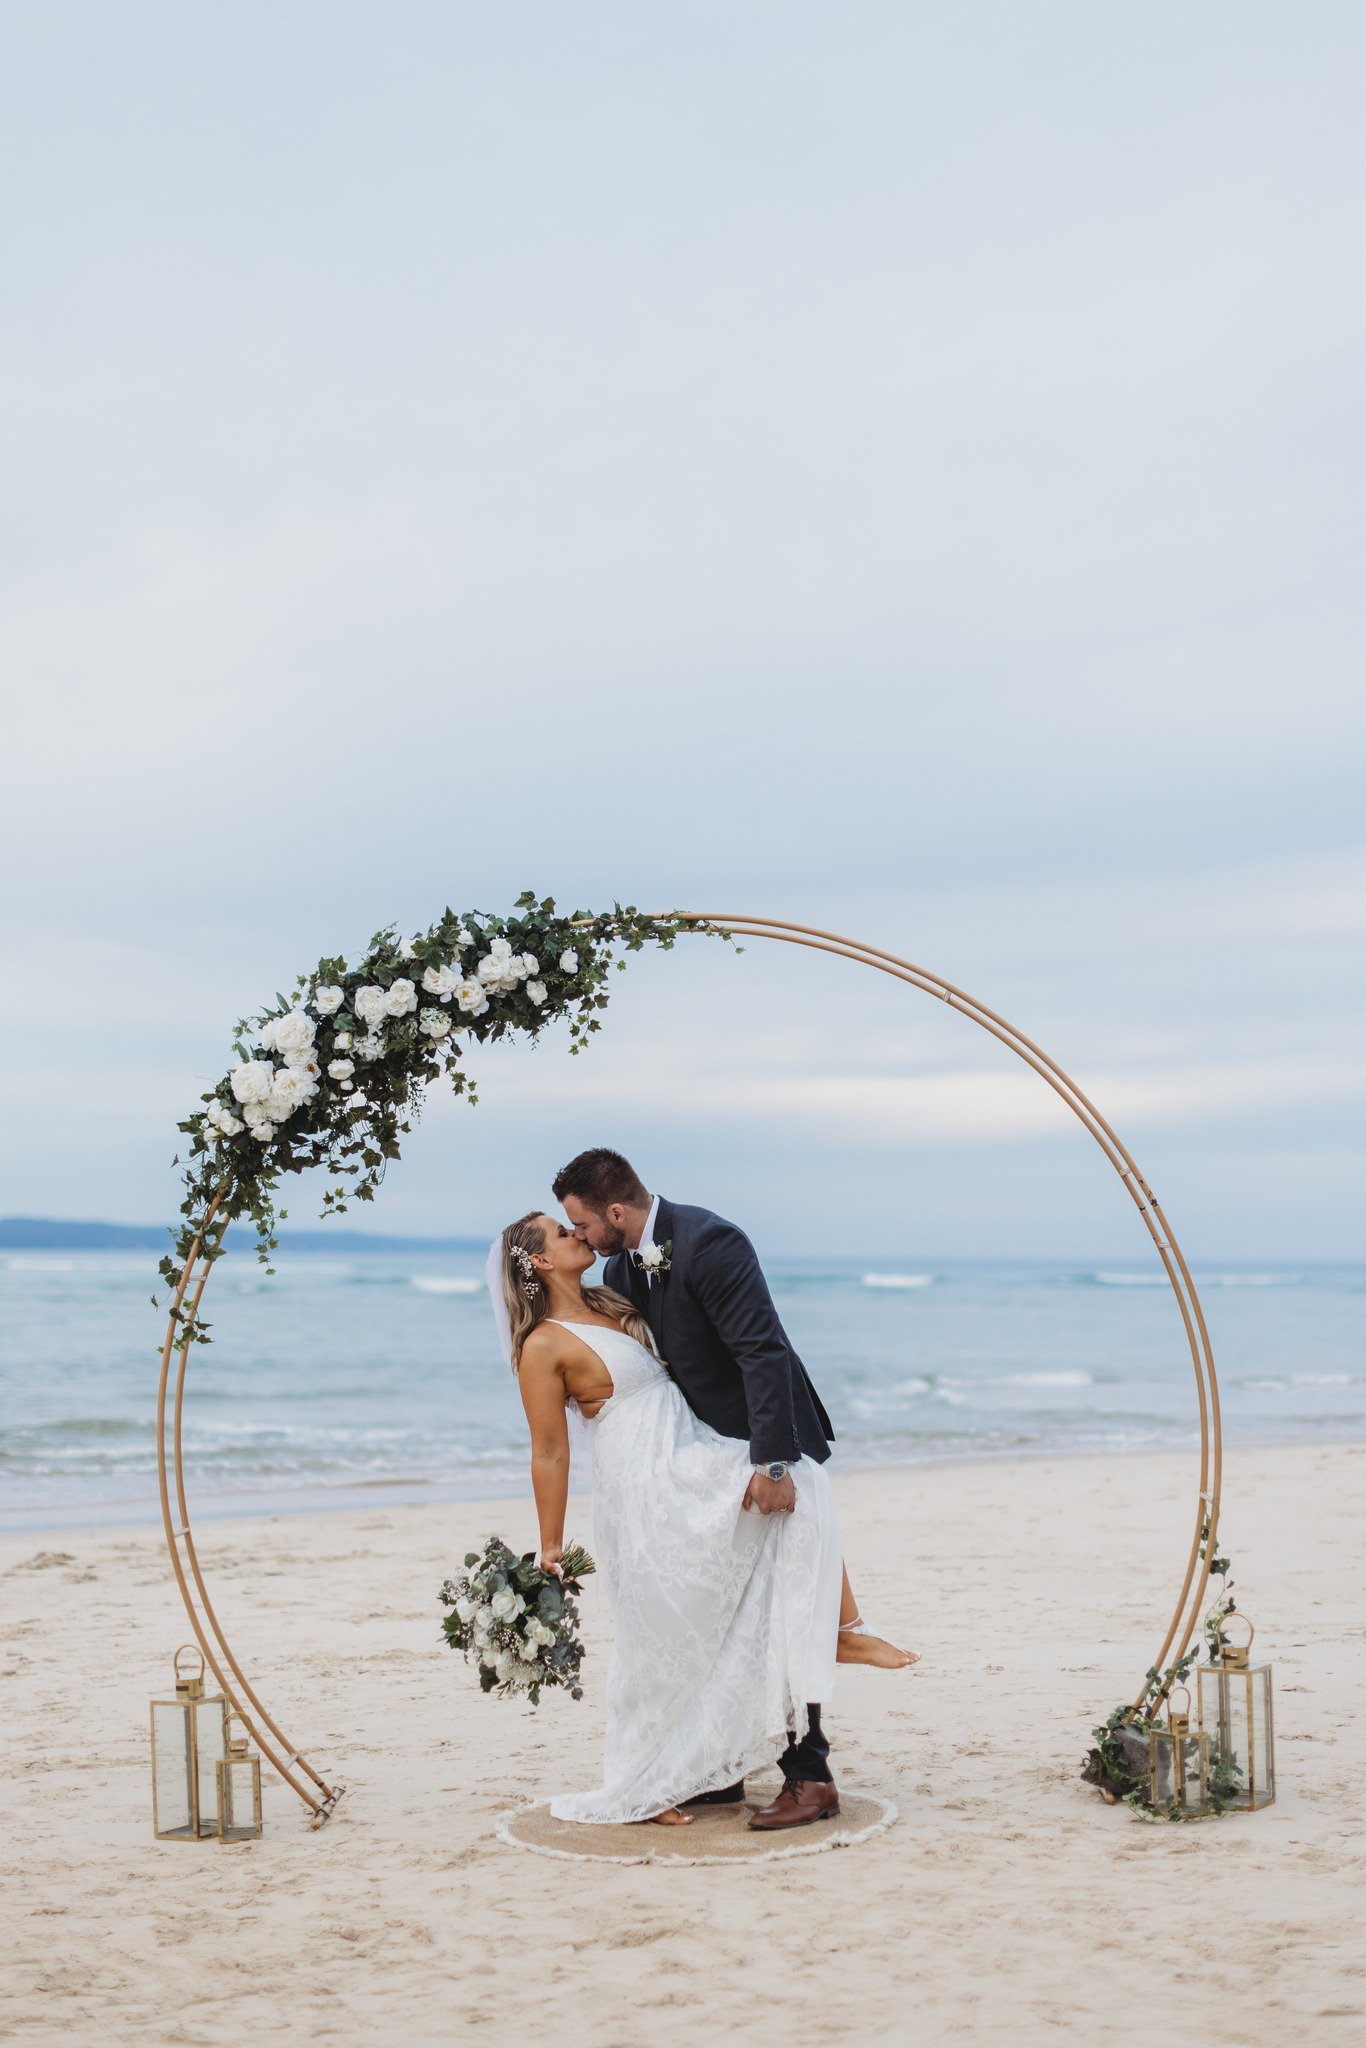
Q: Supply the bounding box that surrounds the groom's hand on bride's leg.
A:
[742,1471,797,1514]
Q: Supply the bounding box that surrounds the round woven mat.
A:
[497,1780,897,1865]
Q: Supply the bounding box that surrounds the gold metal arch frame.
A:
[156,914,1222,1825]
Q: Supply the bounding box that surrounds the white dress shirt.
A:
[631,1192,661,1255]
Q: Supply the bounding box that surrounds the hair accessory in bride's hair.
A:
[510,1242,538,1299]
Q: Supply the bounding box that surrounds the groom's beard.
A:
[595,1221,628,1255]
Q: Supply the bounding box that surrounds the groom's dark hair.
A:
[552,1147,649,1212]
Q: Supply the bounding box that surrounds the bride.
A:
[491,1210,900,1829]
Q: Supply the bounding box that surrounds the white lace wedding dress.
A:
[546,1319,843,1825]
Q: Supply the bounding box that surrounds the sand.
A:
[2,1441,1363,2046]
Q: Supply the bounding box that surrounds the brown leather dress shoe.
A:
[747,1778,840,1831]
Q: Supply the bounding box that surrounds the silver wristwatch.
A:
[761,1461,790,1482]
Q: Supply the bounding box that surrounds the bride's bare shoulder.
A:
[519,1324,565,1370]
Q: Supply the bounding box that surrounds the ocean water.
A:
[1,1251,1362,1532]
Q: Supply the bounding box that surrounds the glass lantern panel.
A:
[1174,1733,1210,1813]
[217,1756,262,1840]
[151,1701,196,1838]
[1149,1734,1179,1807]
[193,1699,227,1832]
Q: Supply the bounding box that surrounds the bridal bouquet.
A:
[439,1537,595,1706]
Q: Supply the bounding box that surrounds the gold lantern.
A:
[1147,1686,1211,1815]
[1198,1611,1275,1811]
[150,1645,228,1841]
[216,1710,263,1841]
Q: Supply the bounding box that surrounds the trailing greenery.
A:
[158,895,730,1346]
[1080,1517,1244,1821]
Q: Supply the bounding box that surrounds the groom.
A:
[551,1145,839,1831]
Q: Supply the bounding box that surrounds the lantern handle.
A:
[1217,1612,1255,1657]
[224,1705,251,1754]
[1167,1684,1192,1723]
[173,1643,205,1685]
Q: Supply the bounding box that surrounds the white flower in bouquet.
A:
[454,1595,476,1623]
[205,1099,242,1137]
[357,1032,385,1062]
[312,984,345,1016]
[398,937,417,961]
[490,1587,522,1621]
[519,1637,540,1662]
[385,978,418,1017]
[258,1019,278,1051]
[327,1059,355,1082]
[559,949,578,975]
[422,964,456,998]
[525,980,547,1006]
[332,1029,352,1049]
[354,985,388,1028]
[476,1604,494,1630]
[248,1120,276,1144]
[283,1050,322,1078]
[494,1649,515,1682]
[521,953,538,976]
[230,1059,274,1107]
[455,978,489,1017]
[453,925,474,950]
[273,1010,316,1059]
[419,1006,451,1038]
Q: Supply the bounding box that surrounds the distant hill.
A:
[0,1216,485,1254]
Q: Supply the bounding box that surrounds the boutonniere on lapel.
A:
[636,1239,672,1283]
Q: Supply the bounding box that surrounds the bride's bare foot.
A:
[634,1807,694,1827]
[837,1619,919,1670]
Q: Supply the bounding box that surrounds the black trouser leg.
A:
[778,1704,832,1783]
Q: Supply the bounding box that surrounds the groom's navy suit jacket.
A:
[603,1198,834,1469]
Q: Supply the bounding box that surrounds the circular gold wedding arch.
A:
[156,914,1223,1825]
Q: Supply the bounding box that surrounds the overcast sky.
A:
[2,3,1362,1258]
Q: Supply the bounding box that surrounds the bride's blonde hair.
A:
[500,1211,656,1373]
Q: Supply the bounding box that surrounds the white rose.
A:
[559,950,578,975]
[519,1637,540,1661]
[419,1007,451,1038]
[398,937,417,961]
[283,1050,321,1077]
[521,953,538,975]
[422,964,457,998]
[489,936,513,960]
[475,1605,494,1629]
[477,952,521,992]
[489,1588,518,1620]
[248,1120,276,1144]
[494,1651,515,1681]
[455,979,489,1017]
[384,978,418,1017]
[327,1059,355,1082]
[526,980,547,1006]
[332,1030,352,1049]
[229,1059,274,1107]
[357,1033,385,1062]
[454,925,473,950]
[354,985,387,1028]
[258,1019,278,1051]
[273,1010,316,1059]
[312,985,345,1017]
[454,1595,476,1623]
[266,1067,315,1122]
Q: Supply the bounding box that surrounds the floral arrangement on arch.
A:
[164,893,727,1335]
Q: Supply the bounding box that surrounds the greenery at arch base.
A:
[164,893,729,1338]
